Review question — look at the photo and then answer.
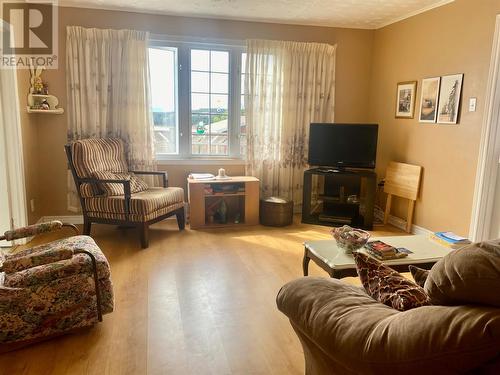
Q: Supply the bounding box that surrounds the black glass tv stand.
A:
[302,167,376,230]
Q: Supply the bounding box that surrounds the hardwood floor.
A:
[0,217,402,375]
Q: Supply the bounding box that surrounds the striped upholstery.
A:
[85,187,184,222]
[91,171,149,196]
[87,202,185,222]
[71,138,128,178]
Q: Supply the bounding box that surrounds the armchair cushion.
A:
[71,138,128,196]
[85,187,184,222]
[0,247,73,274]
[3,236,110,288]
[91,171,149,196]
[277,277,500,374]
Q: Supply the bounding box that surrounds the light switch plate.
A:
[469,97,477,112]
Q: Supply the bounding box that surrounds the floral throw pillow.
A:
[353,252,430,311]
[92,171,149,196]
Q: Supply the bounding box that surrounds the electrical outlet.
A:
[30,199,35,213]
[469,97,477,112]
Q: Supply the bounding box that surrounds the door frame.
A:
[0,21,28,245]
[469,14,500,241]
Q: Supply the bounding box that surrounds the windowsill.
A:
[157,158,246,166]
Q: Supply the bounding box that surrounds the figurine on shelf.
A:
[30,65,45,94]
[41,99,50,110]
[42,83,49,95]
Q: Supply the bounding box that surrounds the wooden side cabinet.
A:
[187,176,259,229]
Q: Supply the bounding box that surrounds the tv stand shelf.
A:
[302,168,376,230]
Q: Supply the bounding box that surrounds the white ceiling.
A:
[59,0,454,29]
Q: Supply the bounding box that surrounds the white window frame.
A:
[149,35,245,162]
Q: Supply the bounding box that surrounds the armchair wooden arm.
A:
[130,170,168,187]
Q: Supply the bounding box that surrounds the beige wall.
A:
[28,6,374,219]
[16,69,41,223]
[368,0,500,235]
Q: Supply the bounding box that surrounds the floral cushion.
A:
[0,235,114,345]
[353,252,430,311]
[0,247,73,274]
[92,171,149,196]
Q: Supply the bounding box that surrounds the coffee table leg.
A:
[303,248,311,276]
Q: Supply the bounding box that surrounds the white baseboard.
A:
[38,215,84,225]
[373,207,431,235]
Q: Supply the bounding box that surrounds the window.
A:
[149,40,245,159]
[149,47,178,155]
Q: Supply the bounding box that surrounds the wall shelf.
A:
[26,106,64,114]
[27,93,64,114]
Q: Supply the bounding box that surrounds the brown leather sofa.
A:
[277,237,500,375]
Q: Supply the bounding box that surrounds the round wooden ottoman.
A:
[260,197,293,226]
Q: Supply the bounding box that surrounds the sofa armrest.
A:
[277,277,500,374]
[130,170,168,187]
[0,221,78,242]
[0,247,73,274]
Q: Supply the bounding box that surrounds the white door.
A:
[489,158,500,239]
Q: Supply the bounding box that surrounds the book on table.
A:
[430,232,471,249]
[364,240,408,260]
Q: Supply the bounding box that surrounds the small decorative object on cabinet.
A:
[187,176,259,229]
[26,65,64,114]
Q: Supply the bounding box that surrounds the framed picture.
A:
[437,73,464,124]
[395,81,417,118]
[419,77,441,123]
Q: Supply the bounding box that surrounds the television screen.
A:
[308,123,378,168]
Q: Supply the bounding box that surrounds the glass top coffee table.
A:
[303,235,453,279]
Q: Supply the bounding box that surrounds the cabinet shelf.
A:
[205,192,245,198]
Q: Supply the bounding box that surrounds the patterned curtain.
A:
[245,39,336,209]
[66,26,155,211]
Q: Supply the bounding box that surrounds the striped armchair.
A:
[65,138,185,248]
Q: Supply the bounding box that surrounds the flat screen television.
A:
[308,123,378,169]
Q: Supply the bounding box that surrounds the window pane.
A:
[211,113,228,134]
[241,74,245,95]
[211,73,228,94]
[191,114,209,135]
[149,47,178,154]
[192,135,209,155]
[191,49,209,71]
[211,94,228,113]
[191,72,209,93]
[211,51,229,73]
[191,93,209,113]
[241,52,247,74]
[211,135,228,155]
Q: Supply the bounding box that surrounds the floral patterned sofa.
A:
[0,221,114,352]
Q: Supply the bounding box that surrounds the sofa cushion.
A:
[409,265,429,287]
[92,171,149,196]
[424,239,500,307]
[277,277,500,374]
[353,252,430,311]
